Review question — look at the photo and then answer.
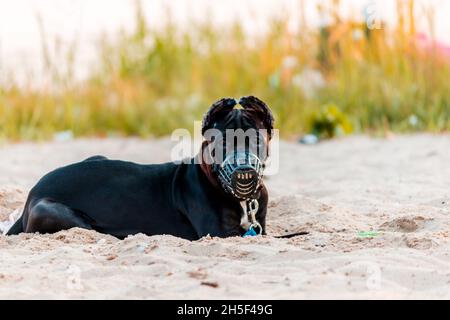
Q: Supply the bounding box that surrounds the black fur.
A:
[7,97,271,240]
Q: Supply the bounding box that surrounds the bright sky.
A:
[0,0,449,84]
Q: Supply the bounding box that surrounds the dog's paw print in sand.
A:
[380,216,440,249]
[379,216,432,233]
[404,237,434,250]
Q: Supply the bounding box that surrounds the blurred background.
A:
[0,0,449,141]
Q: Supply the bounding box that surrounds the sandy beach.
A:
[0,135,449,299]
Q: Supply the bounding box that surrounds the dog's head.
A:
[201,96,274,200]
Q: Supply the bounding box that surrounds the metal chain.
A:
[247,199,262,235]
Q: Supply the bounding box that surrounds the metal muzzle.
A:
[216,152,264,199]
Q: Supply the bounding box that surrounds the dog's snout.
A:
[232,168,258,198]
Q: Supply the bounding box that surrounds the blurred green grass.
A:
[0,0,449,141]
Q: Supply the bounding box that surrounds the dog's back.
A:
[8,159,199,239]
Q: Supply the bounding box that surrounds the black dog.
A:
[7,96,274,240]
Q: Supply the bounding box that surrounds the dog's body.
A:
[7,96,272,240]
[7,156,267,240]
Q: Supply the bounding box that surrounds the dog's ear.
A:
[239,96,274,138]
[201,98,237,136]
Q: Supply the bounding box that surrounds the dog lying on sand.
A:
[7,96,275,240]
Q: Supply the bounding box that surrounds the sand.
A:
[0,134,449,299]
